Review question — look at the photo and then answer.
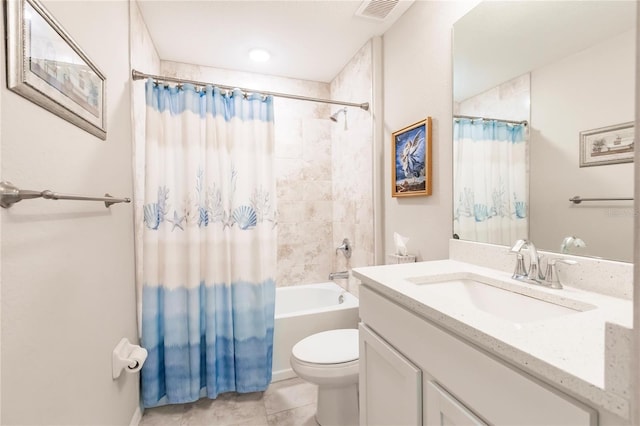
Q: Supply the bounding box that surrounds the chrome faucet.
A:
[543,258,578,289]
[329,271,349,280]
[509,239,577,289]
[510,239,542,281]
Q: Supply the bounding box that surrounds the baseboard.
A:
[129,405,143,426]
[272,368,297,382]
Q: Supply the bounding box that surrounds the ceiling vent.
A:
[355,0,401,21]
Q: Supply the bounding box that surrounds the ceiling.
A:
[137,0,414,83]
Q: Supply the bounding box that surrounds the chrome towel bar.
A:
[0,181,131,209]
[569,195,633,204]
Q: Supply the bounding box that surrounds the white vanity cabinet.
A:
[359,285,598,426]
[359,324,422,425]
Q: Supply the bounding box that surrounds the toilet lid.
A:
[292,329,359,364]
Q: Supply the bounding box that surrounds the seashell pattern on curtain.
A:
[140,80,277,408]
[453,118,528,245]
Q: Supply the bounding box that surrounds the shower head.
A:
[330,108,347,122]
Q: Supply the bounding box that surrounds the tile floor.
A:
[139,377,318,426]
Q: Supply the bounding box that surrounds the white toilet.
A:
[290,329,359,426]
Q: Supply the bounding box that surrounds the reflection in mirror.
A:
[452,1,635,262]
[453,113,528,245]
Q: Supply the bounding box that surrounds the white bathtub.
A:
[272,282,359,382]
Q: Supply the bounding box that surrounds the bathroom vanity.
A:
[353,252,632,426]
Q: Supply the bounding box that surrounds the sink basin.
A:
[409,275,595,324]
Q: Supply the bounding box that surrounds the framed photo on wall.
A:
[5,0,107,139]
[579,122,634,167]
[392,117,432,197]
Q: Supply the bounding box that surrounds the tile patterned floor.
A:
[139,377,318,426]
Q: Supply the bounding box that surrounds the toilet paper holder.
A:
[112,338,148,379]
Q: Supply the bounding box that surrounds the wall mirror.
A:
[452,1,636,262]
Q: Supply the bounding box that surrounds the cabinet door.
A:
[426,381,487,426]
[360,323,422,426]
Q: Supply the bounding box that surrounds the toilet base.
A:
[316,383,359,426]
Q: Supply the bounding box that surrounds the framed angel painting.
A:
[392,117,432,197]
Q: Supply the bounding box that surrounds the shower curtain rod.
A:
[132,70,370,111]
[454,114,528,126]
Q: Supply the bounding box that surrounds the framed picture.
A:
[5,0,106,139]
[579,122,634,167]
[392,117,432,197]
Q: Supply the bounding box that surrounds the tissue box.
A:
[387,254,416,264]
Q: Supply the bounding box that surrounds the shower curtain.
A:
[453,118,528,245]
[140,80,277,407]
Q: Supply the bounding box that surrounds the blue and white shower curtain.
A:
[141,80,277,408]
[453,118,528,245]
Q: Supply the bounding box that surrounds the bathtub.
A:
[272,282,359,382]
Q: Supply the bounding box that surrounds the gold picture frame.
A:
[392,117,432,197]
[5,0,107,139]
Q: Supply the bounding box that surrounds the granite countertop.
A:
[352,259,633,419]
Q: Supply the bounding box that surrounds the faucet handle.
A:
[510,252,527,278]
[336,238,352,258]
[510,239,527,253]
[544,258,577,289]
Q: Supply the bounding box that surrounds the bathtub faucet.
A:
[329,271,349,280]
[336,238,352,259]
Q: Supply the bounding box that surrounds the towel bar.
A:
[569,195,633,204]
[0,181,131,209]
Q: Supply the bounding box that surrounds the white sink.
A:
[409,274,595,324]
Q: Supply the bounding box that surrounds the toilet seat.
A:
[292,358,358,369]
[292,329,358,364]
[290,357,358,386]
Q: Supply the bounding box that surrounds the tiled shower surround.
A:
[156,42,373,289]
[454,73,530,122]
[330,41,375,296]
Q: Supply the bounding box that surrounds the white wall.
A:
[1,1,138,424]
[382,1,478,261]
[130,0,161,333]
[530,30,635,261]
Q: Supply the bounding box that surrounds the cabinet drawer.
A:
[360,285,596,426]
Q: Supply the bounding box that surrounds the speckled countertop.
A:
[352,259,632,419]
